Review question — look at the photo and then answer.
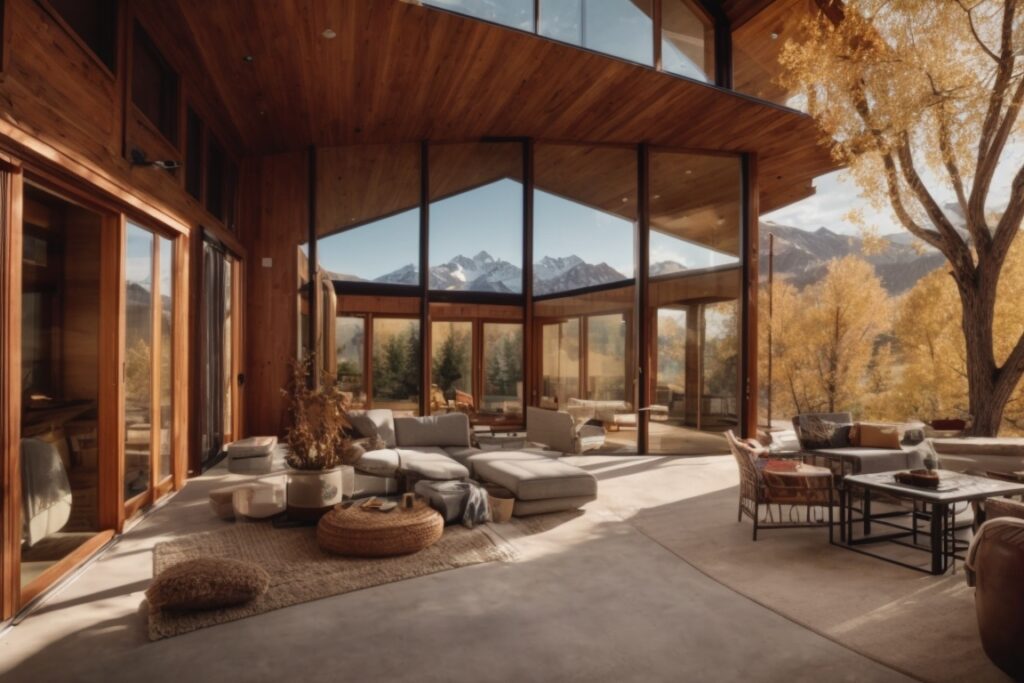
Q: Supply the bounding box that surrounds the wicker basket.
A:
[484,484,515,523]
[317,499,443,557]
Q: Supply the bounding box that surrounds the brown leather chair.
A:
[965,499,1024,680]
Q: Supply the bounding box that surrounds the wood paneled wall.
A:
[240,151,308,437]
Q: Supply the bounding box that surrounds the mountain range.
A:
[760,221,946,294]
[329,251,665,295]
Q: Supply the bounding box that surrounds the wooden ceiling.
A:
[169,0,836,213]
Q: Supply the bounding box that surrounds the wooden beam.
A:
[742,153,760,438]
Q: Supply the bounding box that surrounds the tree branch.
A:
[991,159,1024,257]
[956,0,1001,63]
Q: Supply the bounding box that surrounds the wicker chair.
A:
[726,430,835,541]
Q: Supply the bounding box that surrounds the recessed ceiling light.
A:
[322,28,337,39]
[243,55,254,63]
[770,32,779,40]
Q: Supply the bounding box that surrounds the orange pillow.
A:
[853,422,901,450]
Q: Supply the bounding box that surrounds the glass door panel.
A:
[540,319,579,409]
[336,316,366,408]
[481,323,523,425]
[19,184,104,590]
[158,237,173,482]
[124,224,153,501]
[200,239,234,469]
[430,321,473,414]
[371,318,421,414]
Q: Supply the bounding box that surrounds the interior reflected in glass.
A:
[431,321,474,412]
[19,185,103,589]
[158,237,173,481]
[124,223,153,501]
[371,317,421,415]
[540,319,580,409]
[661,0,714,82]
[429,143,523,294]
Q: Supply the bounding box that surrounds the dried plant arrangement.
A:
[281,354,354,470]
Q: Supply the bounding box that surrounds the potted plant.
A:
[281,355,358,520]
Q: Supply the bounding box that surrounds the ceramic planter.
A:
[286,466,344,521]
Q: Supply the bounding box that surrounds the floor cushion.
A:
[398,448,469,481]
[473,456,597,501]
[146,558,270,611]
[354,449,400,477]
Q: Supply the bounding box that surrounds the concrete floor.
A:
[0,456,913,683]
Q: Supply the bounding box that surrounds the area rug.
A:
[147,522,517,640]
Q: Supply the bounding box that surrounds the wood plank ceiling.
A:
[170,0,837,213]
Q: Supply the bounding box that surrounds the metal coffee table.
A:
[839,470,1024,574]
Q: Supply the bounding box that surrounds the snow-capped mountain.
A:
[428,251,521,292]
[532,260,627,296]
[649,260,687,277]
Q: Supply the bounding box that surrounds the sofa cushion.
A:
[394,413,471,448]
[347,409,397,447]
[465,449,550,476]
[797,416,852,449]
[812,447,923,474]
[354,448,400,477]
[474,456,597,501]
[442,445,484,468]
[398,448,469,481]
[852,422,901,450]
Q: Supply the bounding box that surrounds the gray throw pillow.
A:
[799,417,852,450]
[347,413,379,440]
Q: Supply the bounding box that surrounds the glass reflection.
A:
[482,323,524,423]
[336,316,366,408]
[661,0,714,82]
[424,0,534,31]
[158,237,173,481]
[431,321,474,412]
[539,0,653,65]
[124,224,153,500]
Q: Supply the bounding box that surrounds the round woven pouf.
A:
[316,499,444,557]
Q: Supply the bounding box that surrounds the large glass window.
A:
[482,323,524,423]
[534,144,636,296]
[371,318,421,414]
[431,321,474,412]
[540,319,580,409]
[587,312,628,401]
[424,0,534,31]
[661,0,714,82]
[316,144,420,286]
[539,0,653,66]
[647,150,742,454]
[429,143,523,293]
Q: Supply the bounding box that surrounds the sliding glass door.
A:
[124,223,176,511]
[199,237,237,469]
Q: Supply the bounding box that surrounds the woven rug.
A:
[148,522,517,640]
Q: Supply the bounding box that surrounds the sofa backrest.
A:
[526,407,577,454]
[347,409,397,448]
[394,412,471,448]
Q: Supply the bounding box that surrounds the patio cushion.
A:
[760,461,832,505]
[347,409,397,447]
[793,413,854,449]
[852,422,901,449]
[398,448,469,481]
[811,447,924,474]
[394,413,471,448]
[354,448,400,477]
[473,456,597,501]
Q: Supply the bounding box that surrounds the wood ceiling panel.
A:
[172,0,836,213]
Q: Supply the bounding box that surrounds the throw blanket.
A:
[461,480,490,529]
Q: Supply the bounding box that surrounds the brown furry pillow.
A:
[146,557,269,612]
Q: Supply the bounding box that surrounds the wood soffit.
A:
[171,0,837,212]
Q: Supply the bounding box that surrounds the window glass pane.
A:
[205,136,225,219]
[482,323,524,423]
[223,256,233,438]
[540,319,579,408]
[534,144,636,296]
[316,144,420,285]
[159,237,173,480]
[185,108,202,200]
[540,0,653,66]
[19,186,104,587]
[661,0,714,82]
[424,0,534,30]
[587,313,628,401]
[48,0,118,71]
[431,321,474,413]
[429,143,523,293]
[336,316,366,408]
[131,23,178,144]
[649,151,741,275]
[125,224,153,500]
[371,318,421,414]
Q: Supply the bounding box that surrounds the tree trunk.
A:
[960,266,1003,437]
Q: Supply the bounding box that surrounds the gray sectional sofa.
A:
[347,410,597,516]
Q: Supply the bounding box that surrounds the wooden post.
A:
[742,153,760,439]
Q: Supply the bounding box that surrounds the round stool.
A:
[317,499,443,557]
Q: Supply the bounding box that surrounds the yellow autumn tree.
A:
[781,0,1024,435]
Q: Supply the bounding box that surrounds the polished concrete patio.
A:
[0,456,917,683]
